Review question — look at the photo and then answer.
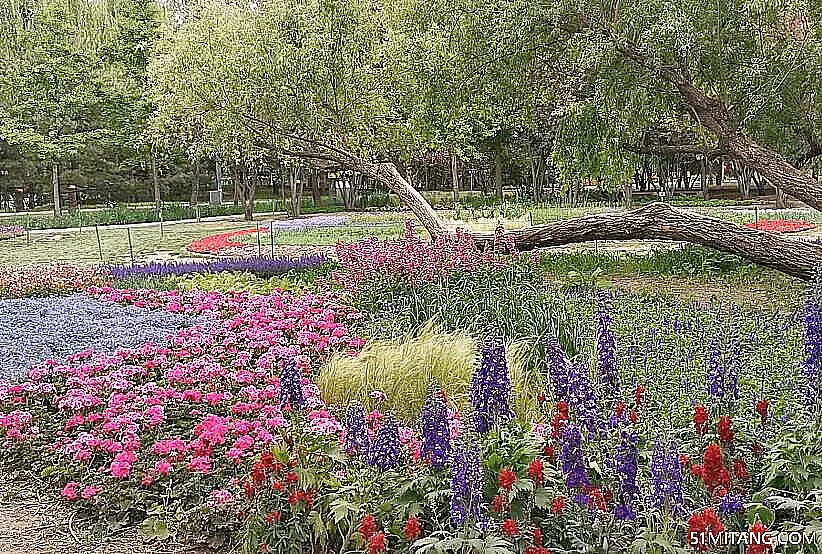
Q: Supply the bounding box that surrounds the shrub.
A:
[0,265,107,299]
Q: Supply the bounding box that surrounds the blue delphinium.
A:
[470,335,514,433]
[651,437,684,514]
[706,338,724,399]
[420,385,451,469]
[614,429,639,520]
[343,401,370,453]
[545,337,570,402]
[450,431,486,526]
[726,334,741,400]
[278,358,306,408]
[718,492,746,515]
[568,362,604,439]
[596,291,620,401]
[367,413,401,470]
[803,276,822,411]
[560,424,590,489]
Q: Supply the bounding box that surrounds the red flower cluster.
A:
[694,404,709,435]
[718,416,735,443]
[528,458,544,485]
[187,228,261,256]
[358,515,387,554]
[687,508,725,552]
[744,219,815,234]
[635,385,646,406]
[551,496,565,514]
[734,457,750,481]
[700,443,731,495]
[524,528,551,554]
[498,467,517,490]
[501,519,520,537]
[755,399,769,425]
[552,401,569,438]
[746,521,773,554]
[403,516,421,541]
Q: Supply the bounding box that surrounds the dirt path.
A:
[0,473,208,554]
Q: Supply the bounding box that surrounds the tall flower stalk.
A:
[449,425,486,526]
[803,274,822,411]
[614,429,639,521]
[343,401,370,453]
[596,291,620,403]
[545,337,570,403]
[367,413,401,470]
[568,362,604,439]
[470,335,514,433]
[278,358,305,409]
[560,424,590,489]
[420,385,450,469]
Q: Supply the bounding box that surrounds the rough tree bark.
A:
[51,161,60,217]
[151,148,161,211]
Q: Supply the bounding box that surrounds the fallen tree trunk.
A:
[470,202,822,280]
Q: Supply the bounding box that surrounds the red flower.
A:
[528,458,544,485]
[498,467,517,490]
[694,404,709,435]
[629,409,638,423]
[501,519,520,537]
[537,392,546,404]
[524,547,551,554]
[551,496,565,514]
[265,510,281,524]
[691,464,704,478]
[687,508,725,551]
[359,515,377,541]
[744,219,814,234]
[718,416,735,443]
[403,516,421,541]
[532,528,543,546]
[755,399,769,425]
[286,471,299,485]
[679,455,690,466]
[615,402,625,417]
[746,521,773,554]
[701,443,731,494]
[287,490,300,505]
[635,385,646,406]
[734,457,750,480]
[492,494,508,513]
[556,401,569,418]
[242,480,256,498]
[368,531,387,554]
[543,445,555,461]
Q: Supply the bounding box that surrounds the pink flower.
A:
[61,482,80,501]
[188,456,212,473]
[155,460,172,475]
[80,486,99,499]
[206,489,235,507]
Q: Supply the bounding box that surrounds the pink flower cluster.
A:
[0,286,364,507]
[334,221,519,289]
[0,265,108,299]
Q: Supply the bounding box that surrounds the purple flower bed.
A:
[109,255,328,279]
[269,215,348,231]
[0,294,205,381]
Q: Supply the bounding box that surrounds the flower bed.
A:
[744,219,815,233]
[0,294,204,381]
[0,264,107,299]
[0,224,25,240]
[110,255,328,279]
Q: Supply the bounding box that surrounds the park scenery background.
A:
[2,1,822,554]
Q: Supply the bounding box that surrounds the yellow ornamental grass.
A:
[318,321,545,423]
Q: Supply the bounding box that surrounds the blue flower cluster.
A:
[420,386,450,469]
[650,437,684,513]
[450,432,486,526]
[613,429,639,521]
[568,361,604,439]
[470,336,514,433]
[596,291,620,402]
[560,424,590,489]
[706,335,741,401]
[367,413,401,470]
[803,279,822,410]
[343,401,370,453]
[278,358,306,409]
[0,294,203,381]
[718,492,746,515]
[110,255,328,279]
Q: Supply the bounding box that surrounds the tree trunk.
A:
[52,161,61,217]
[151,149,161,211]
[701,157,710,200]
[775,188,788,209]
[190,160,200,206]
[494,144,503,200]
[311,168,321,207]
[244,165,257,221]
[450,151,460,205]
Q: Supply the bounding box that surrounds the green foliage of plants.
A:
[116,266,334,294]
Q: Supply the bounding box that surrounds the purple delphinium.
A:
[560,424,590,489]
[420,386,450,469]
[726,334,741,400]
[470,336,514,433]
[343,401,370,453]
[449,431,486,526]
[110,255,328,280]
[613,429,639,520]
[718,492,746,515]
[651,437,684,513]
[278,358,305,409]
[596,291,620,401]
[545,338,569,403]
[706,338,725,399]
[803,277,822,411]
[367,413,401,470]
[568,362,604,439]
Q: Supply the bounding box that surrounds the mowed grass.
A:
[0,220,254,266]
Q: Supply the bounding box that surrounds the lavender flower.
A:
[367,413,401,470]
[803,276,822,411]
[596,291,620,401]
[706,338,724,398]
[470,336,514,433]
[343,401,370,453]
[420,386,450,469]
[613,429,639,521]
[278,358,305,409]
[110,255,327,279]
[449,430,486,525]
[651,437,684,513]
[726,334,741,400]
[568,362,604,439]
[560,424,590,489]
[545,338,569,402]
[718,492,746,515]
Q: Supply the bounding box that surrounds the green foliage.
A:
[761,414,822,494]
